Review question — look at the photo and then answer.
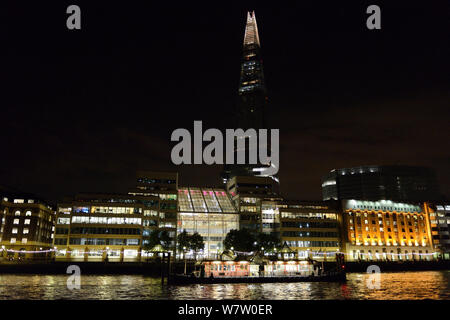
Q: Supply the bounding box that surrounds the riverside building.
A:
[0,188,55,261]
[177,187,239,259]
[322,165,441,202]
[54,193,160,262]
[279,201,341,261]
[129,171,178,251]
[341,199,436,261]
[226,176,281,234]
[423,202,450,260]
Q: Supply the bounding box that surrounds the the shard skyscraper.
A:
[222,11,278,184]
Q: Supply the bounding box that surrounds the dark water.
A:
[0,271,449,300]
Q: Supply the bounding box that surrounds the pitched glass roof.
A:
[178,189,194,212]
[178,187,237,213]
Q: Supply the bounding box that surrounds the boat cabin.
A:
[264,260,314,276]
[203,261,260,277]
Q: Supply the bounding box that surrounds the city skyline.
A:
[1,2,449,203]
[0,2,449,305]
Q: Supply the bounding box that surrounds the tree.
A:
[159,230,172,250]
[256,232,280,252]
[142,230,172,252]
[190,232,205,260]
[223,229,256,252]
[177,229,191,258]
[143,230,161,251]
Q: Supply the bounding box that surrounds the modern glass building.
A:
[279,201,341,261]
[129,171,179,252]
[322,165,441,202]
[177,187,239,259]
[54,193,160,262]
[423,202,450,260]
[222,11,278,184]
[226,176,281,234]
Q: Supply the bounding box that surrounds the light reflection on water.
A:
[0,271,448,300]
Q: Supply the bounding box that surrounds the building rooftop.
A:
[178,187,237,213]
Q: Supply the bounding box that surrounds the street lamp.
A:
[183,246,187,275]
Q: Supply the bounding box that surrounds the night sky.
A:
[1,1,449,202]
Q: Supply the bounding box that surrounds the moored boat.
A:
[168,253,346,285]
[168,271,346,284]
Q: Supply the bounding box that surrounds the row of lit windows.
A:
[65,217,143,225]
[137,178,176,185]
[241,197,257,204]
[281,212,337,220]
[13,219,31,225]
[13,210,33,216]
[350,226,423,234]
[241,206,257,213]
[284,240,339,248]
[351,217,423,224]
[349,211,423,219]
[282,221,338,229]
[69,238,140,245]
[2,199,49,206]
[11,227,29,234]
[351,240,429,247]
[350,219,424,228]
[143,193,177,201]
[70,227,141,235]
[282,231,338,238]
[9,238,29,244]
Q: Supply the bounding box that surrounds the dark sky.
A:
[1,1,449,202]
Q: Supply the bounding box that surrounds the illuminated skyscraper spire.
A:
[237,10,267,130]
[222,11,275,184]
[243,11,260,47]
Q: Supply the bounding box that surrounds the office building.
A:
[54,193,160,262]
[226,176,281,233]
[129,171,178,252]
[322,165,441,201]
[279,201,341,261]
[423,202,450,260]
[341,199,435,261]
[0,188,55,261]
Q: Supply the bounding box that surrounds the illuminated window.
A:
[10,238,16,243]
[23,228,29,234]
[15,211,21,216]
[57,218,70,225]
[22,238,27,244]
[12,228,18,234]
[24,219,31,225]
[13,219,19,225]
[25,211,32,216]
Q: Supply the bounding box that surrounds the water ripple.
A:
[0,271,448,300]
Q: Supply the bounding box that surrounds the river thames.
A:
[0,271,448,300]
